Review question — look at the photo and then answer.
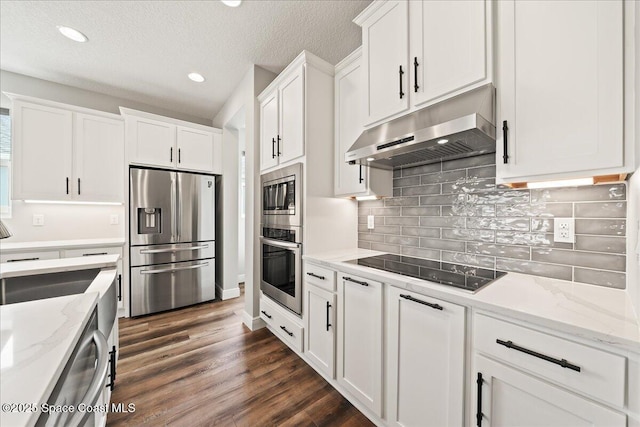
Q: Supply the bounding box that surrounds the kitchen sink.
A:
[1,268,118,338]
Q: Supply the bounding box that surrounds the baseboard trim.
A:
[242,311,266,331]
[216,285,240,300]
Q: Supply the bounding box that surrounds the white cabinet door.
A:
[129,116,176,168]
[410,0,487,107]
[305,284,336,379]
[362,0,409,126]
[387,287,465,427]
[497,0,624,181]
[475,355,626,427]
[74,113,124,202]
[337,273,383,416]
[260,91,279,171]
[12,101,73,200]
[278,66,305,164]
[176,125,214,172]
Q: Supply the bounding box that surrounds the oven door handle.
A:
[260,237,301,250]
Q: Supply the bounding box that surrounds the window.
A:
[0,108,10,217]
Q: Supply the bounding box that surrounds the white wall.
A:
[238,128,246,282]
[213,65,276,329]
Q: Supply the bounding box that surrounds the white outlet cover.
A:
[32,214,44,226]
[110,214,119,225]
[367,215,374,230]
[554,217,575,243]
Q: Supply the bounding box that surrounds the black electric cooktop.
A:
[344,254,506,293]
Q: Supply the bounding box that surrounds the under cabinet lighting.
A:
[221,0,242,7]
[366,157,375,162]
[355,195,379,201]
[437,139,449,145]
[526,177,594,189]
[57,26,88,43]
[24,200,123,206]
[188,73,206,83]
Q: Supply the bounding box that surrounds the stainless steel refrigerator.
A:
[129,167,216,316]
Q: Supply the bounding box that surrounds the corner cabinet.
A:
[496,0,636,183]
[259,51,334,173]
[10,97,124,202]
[354,0,492,127]
[334,48,392,198]
[386,286,466,427]
[337,272,384,417]
[122,108,222,174]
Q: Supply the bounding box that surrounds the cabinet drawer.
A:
[474,313,626,408]
[304,262,336,292]
[63,246,122,258]
[1,250,60,263]
[260,295,304,353]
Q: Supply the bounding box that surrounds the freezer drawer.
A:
[130,241,215,267]
[130,259,215,316]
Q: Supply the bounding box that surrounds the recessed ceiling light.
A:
[221,0,242,7]
[57,26,88,43]
[437,139,449,145]
[188,72,206,83]
[366,157,375,161]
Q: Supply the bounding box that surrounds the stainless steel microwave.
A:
[261,163,302,228]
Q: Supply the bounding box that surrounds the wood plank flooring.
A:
[107,289,375,427]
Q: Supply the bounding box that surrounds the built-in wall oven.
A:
[260,163,303,315]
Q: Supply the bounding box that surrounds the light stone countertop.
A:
[304,249,640,353]
[0,254,120,279]
[0,293,99,427]
[0,238,125,252]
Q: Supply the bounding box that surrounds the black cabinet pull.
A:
[82,252,108,256]
[496,339,581,372]
[399,65,405,99]
[277,135,281,156]
[413,57,419,92]
[502,120,509,164]
[117,274,122,302]
[106,346,116,391]
[7,257,39,263]
[66,177,69,194]
[178,148,181,164]
[280,325,294,337]
[307,272,325,280]
[272,138,276,159]
[77,178,81,195]
[476,372,483,427]
[400,294,443,311]
[170,147,173,162]
[261,310,272,319]
[359,165,364,184]
[343,276,369,286]
[326,301,332,331]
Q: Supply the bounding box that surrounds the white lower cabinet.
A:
[260,294,304,353]
[304,283,336,379]
[386,286,465,427]
[337,272,384,417]
[475,355,626,427]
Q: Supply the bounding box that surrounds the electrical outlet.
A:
[110,214,119,225]
[367,215,375,230]
[554,217,575,243]
[32,214,45,226]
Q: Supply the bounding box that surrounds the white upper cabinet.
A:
[74,113,124,202]
[334,48,392,198]
[11,97,124,202]
[259,64,305,171]
[410,0,487,107]
[122,108,221,174]
[355,0,492,127]
[496,0,635,183]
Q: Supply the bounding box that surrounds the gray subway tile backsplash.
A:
[357,153,628,289]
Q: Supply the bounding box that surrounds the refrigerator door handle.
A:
[170,173,177,241]
[140,244,209,254]
[140,262,209,275]
[176,174,182,241]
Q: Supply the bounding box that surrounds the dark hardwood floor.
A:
[107,289,375,427]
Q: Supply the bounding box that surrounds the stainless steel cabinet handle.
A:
[67,330,109,427]
[140,244,209,254]
[140,262,209,275]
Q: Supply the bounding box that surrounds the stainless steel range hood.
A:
[345,84,496,170]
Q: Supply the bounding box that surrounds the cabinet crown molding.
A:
[119,107,220,133]
[3,92,122,121]
[335,46,362,74]
[353,0,391,26]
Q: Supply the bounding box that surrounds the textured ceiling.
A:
[0,0,371,121]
